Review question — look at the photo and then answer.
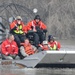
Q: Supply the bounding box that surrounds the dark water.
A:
[0,39,75,75]
[0,68,75,75]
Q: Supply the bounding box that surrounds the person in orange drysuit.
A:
[10,16,27,47]
[26,15,47,47]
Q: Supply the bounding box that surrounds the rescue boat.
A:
[1,50,75,68]
[0,4,75,69]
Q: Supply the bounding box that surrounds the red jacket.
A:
[48,41,61,50]
[10,20,27,33]
[1,39,18,55]
[39,44,50,51]
[27,20,47,31]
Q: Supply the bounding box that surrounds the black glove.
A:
[10,26,17,34]
[43,29,47,33]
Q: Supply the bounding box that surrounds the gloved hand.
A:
[43,29,47,33]
[14,25,18,29]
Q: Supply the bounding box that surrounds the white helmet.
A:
[43,41,48,45]
[16,16,22,20]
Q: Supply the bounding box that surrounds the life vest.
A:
[42,45,50,51]
[48,42,57,50]
[31,20,46,30]
[1,39,18,55]
[55,41,61,50]
[50,44,57,50]
[14,25,24,34]
[39,44,50,51]
[21,43,35,55]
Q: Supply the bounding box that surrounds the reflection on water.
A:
[0,68,75,75]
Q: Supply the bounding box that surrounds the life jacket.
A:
[48,42,57,50]
[39,44,50,51]
[27,20,47,31]
[50,44,57,50]
[14,25,24,34]
[21,43,35,55]
[10,20,26,34]
[31,21,41,31]
[42,45,50,51]
[54,41,61,50]
[1,39,18,55]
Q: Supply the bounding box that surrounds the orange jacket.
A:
[27,20,47,31]
[10,20,27,33]
[48,41,61,50]
[39,44,50,51]
[21,43,35,55]
[1,39,18,56]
